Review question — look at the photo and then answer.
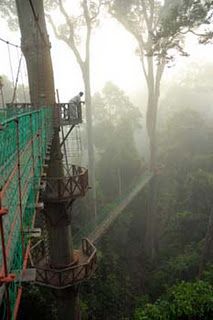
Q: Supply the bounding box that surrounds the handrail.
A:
[30,238,97,289]
[31,238,96,273]
[44,166,89,201]
[0,106,49,125]
[46,164,86,179]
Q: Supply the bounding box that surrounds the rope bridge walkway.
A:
[73,170,153,247]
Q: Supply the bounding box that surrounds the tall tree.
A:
[107,0,166,171]
[106,0,167,257]
[47,0,102,218]
[106,0,212,257]
[157,0,213,275]
[157,0,213,45]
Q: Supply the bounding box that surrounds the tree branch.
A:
[141,1,151,30]
[58,0,74,41]
[149,0,155,28]
[90,0,102,21]
[47,2,84,71]
[46,13,66,40]
[154,61,165,100]
[189,28,208,37]
[139,45,148,84]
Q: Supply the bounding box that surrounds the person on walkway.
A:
[69,91,84,121]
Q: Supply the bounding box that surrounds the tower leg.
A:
[46,203,74,267]
[56,286,80,320]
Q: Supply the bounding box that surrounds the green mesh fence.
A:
[0,107,53,319]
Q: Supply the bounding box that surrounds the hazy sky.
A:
[0,9,213,104]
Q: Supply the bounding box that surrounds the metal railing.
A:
[44,165,89,202]
[56,103,82,126]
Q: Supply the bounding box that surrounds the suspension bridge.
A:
[0,36,153,320]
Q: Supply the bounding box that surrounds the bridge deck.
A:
[90,171,153,243]
[73,171,153,246]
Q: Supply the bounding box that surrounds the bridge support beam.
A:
[45,131,75,266]
[45,131,79,318]
[45,203,74,267]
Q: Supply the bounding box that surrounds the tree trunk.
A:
[144,95,158,259]
[144,75,157,257]
[16,0,55,107]
[144,60,160,258]
[145,175,157,258]
[15,1,77,318]
[143,52,164,259]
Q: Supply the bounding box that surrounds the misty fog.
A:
[1,1,213,319]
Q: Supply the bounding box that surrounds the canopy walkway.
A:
[0,103,89,319]
[73,170,153,247]
[0,103,153,319]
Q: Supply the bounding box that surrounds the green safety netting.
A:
[0,107,53,320]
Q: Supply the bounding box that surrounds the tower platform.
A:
[43,165,89,202]
[30,238,97,289]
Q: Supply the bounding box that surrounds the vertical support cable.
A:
[16,47,27,103]
[76,125,82,164]
[56,90,69,175]
[7,42,15,90]
[11,54,23,104]
[15,118,25,259]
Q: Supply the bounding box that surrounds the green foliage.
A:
[160,0,211,34]
[203,264,213,285]
[108,0,212,61]
[185,169,213,216]
[0,0,18,30]
[156,0,213,57]
[134,281,213,320]
[18,286,57,320]
[80,105,213,319]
